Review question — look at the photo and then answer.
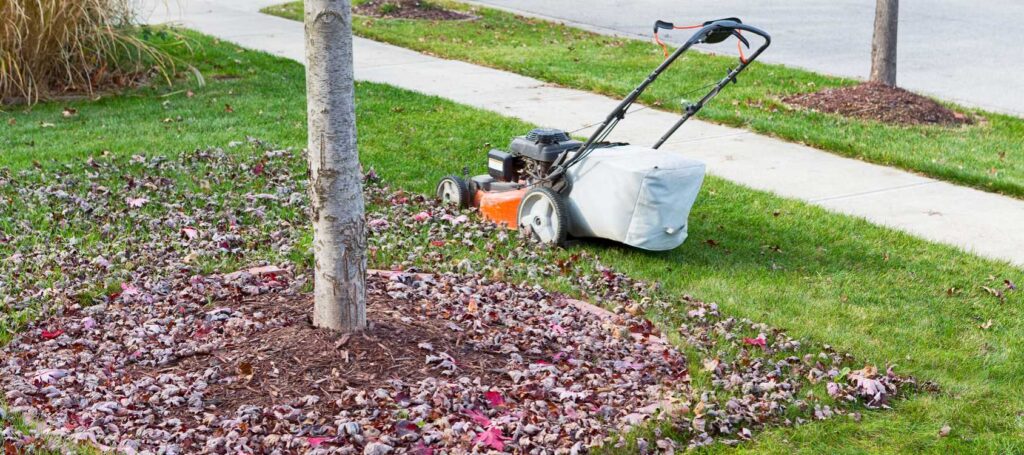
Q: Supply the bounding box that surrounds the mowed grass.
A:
[3,32,1024,453]
[262,1,1024,200]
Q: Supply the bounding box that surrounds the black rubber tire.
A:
[435,175,470,209]
[516,186,569,246]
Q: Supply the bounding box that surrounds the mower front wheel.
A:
[517,187,569,246]
[436,175,470,209]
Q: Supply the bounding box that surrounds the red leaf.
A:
[742,336,766,348]
[430,240,445,247]
[41,329,64,340]
[484,391,505,407]
[252,161,265,175]
[414,442,435,455]
[474,427,506,451]
[412,211,431,222]
[306,436,328,447]
[463,409,491,427]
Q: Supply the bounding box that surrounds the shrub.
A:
[0,0,174,104]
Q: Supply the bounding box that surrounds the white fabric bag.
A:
[564,145,706,251]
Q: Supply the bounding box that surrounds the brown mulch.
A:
[174,288,517,416]
[353,0,471,20]
[784,82,972,126]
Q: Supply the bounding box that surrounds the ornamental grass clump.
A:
[0,0,174,104]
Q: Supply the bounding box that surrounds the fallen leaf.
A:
[224,103,234,113]
[414,442,435,455]
[702,358,719,372]
[412,211,431,222]
[938,424,951,437]
[484,390,505,407]
[181,227,199,240]
[473,426,505,451]
[742,335,766,348]
[981,285,1004,299]
[395,420,419,437]
[693,401,706,417]
[126,197,149,208]
[62,107,78,118]
[463,409,491,427]
[32,368,68,383]
[40,329,64,340]
[307,436,328,447]
[238,362,254,380]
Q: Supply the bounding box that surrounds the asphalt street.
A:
[468,0,1024,116]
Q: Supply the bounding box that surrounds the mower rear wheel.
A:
[517,187,569,246]
[436,175,470,209]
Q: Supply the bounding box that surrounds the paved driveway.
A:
[468,0,1024,116]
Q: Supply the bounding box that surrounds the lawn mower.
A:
[436,18,770,250]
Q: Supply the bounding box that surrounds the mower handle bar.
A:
[651,20,770,149]
[557,18,770,176]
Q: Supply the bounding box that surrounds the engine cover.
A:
[509,128,582,162]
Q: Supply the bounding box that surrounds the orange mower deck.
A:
[473,188,526,230]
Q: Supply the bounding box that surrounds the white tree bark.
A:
[304,0,366,332]
[869,0,898,86]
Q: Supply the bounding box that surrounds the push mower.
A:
[436,18,770,250]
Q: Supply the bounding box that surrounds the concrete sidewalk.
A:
[139,0,1024,267]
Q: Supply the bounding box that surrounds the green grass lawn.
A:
[262,1,1024,201]
[3,31,1024,453]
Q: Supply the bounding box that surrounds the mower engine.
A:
[436,128,579,239]
[489,128,581,183]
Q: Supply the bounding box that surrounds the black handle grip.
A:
[653,20,674,33]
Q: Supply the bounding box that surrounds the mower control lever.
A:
[653,20,675,33]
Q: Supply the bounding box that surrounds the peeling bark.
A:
[304,0,366,332]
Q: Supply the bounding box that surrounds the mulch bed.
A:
[174,278,514,415]
[784,82,972,126]
[354,0,471,21]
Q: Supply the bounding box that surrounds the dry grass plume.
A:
[1,0,175,104]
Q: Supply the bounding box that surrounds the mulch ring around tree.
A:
[783,82,973,126]
[2,269,694,453]
[354,0,472,20]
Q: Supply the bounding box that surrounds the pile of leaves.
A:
[784,82,972,126]
[0,140,920,452]
[2,264,698,452]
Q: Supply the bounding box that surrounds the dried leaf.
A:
[473,427,506,451]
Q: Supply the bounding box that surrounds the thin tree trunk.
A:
[869,0,898,86]
[304,0,366,332]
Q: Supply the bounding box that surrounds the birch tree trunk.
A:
[869,0,898,86]
[304,0,366,332]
